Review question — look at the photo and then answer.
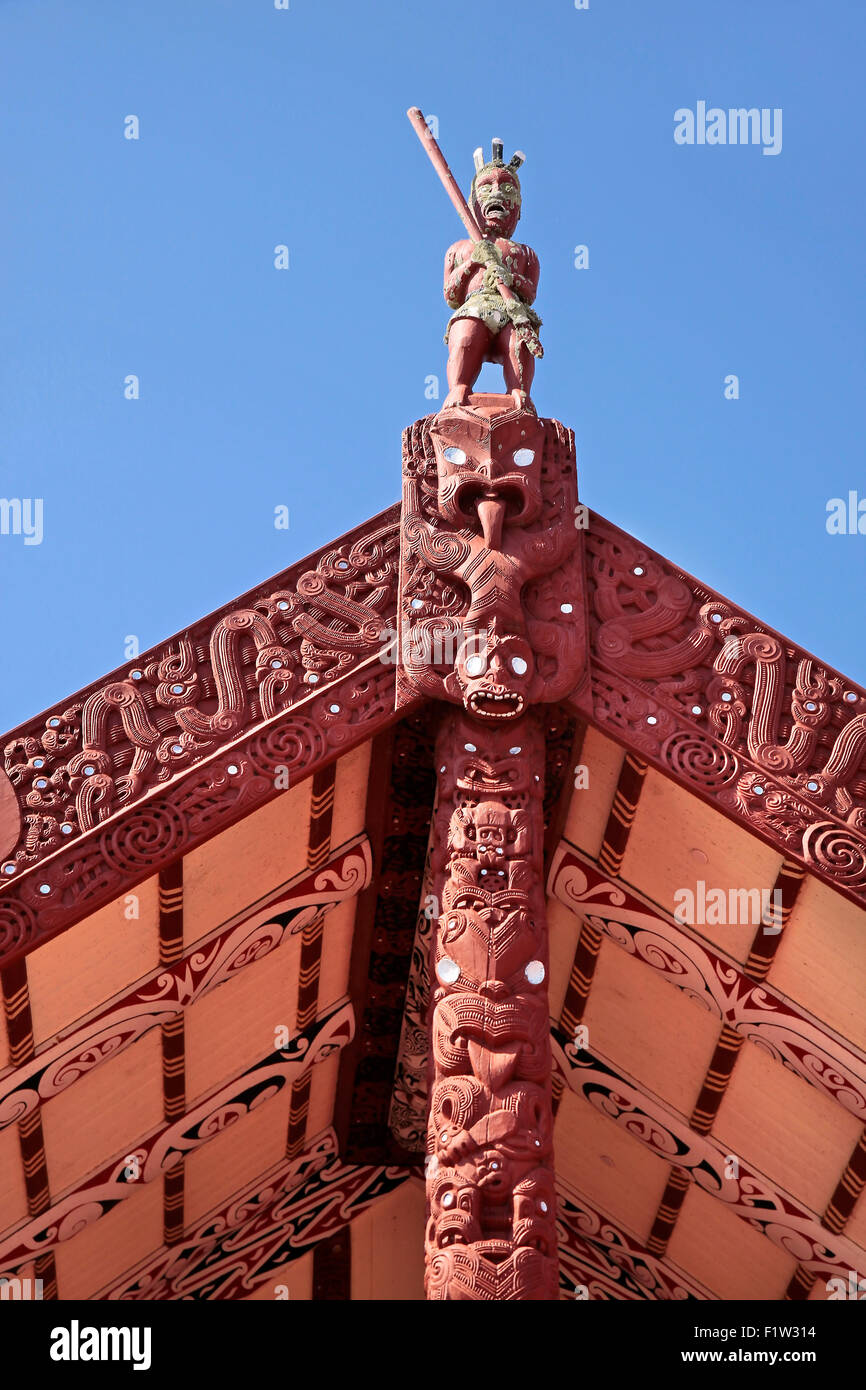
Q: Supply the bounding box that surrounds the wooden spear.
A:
[406,106,542,358]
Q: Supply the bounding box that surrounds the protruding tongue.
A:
[476,497,506,551]
[468,1040,520,1089]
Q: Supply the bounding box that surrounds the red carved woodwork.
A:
[398,393,587,1299]
[4,498,865,972]
[0,768,20,865]
[442,145,541,408]
[0,508,409,964]
[581,513,866,903]
[397,397,591,721]
[425,714,558,1299]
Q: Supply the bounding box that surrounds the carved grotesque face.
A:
[473,805,514,864]
[472,165,521,239]
[427,1174,481,1249]
[454,743,532,798]
[431,409,545,539]
[512,1168,556,1254]
[454,632,534,721]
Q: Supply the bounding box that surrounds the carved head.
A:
[472,802,521,862]
[454,742,532,797]
[430,408,545,540]
[512,1168,556,1254]
[470,144,524,240]
[445,631,534,722]
[427,1171,481,1249]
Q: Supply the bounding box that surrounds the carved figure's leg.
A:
[444,318,490,408]
[500,324,535,409]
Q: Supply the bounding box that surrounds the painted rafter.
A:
[94,1128,413,1301]
[0,836,371,1130]
[554,1030,866,1287]
[0,1000,354,1275]
[555,1176,714,1301]
[549,840,866,1123]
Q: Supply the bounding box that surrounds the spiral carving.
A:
[249,717,328,777]
[662,731,738,790]
[101,807,185,872]
[803,822,866,888]
[0,900,35,957]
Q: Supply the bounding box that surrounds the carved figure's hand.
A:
[483,264,514,291]
[471,239,501,269]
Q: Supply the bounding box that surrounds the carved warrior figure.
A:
[407,111,542,410]
[442,143,542,410]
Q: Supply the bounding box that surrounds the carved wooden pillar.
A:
[397,396,589,1299]
[425,709,557,1298]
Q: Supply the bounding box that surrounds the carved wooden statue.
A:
[407,112,543,410]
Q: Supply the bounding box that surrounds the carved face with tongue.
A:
[432,990,550,1088]
[431,408,546,536]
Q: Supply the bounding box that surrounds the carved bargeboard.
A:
[584,515,866,899]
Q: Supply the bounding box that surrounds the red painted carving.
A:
[398,394,586,1299]
[0,768,19,865]
[397,399,590,722]
[582,513,866,903]
[0,508,408,965]
[406,115,542,409]
[442,148,542,410]
[425,713,557,1300]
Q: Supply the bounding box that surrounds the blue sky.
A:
[1,0,864,731]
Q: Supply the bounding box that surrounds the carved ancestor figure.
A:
[406,113,543,410]
[442,142,542,409]
[424,717,559,1300]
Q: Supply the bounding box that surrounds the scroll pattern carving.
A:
[585,515,866,900]
[426,714,558,1300]
[0,665,397,963]
[2,515,399,871]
